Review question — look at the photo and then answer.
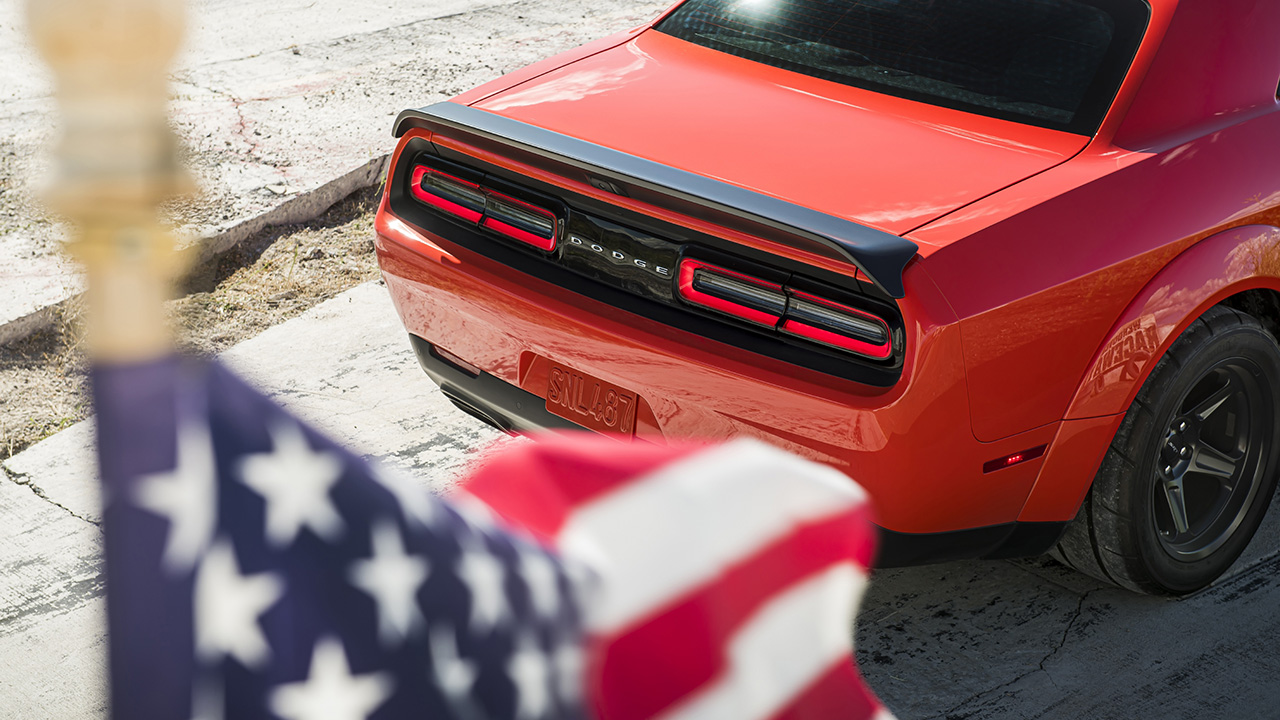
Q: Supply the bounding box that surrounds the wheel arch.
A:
[1018,223,1280,524]
[1067,224,1280,421]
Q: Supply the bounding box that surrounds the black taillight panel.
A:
[675,252,899,362]
[409,154,562,253]
[387,140,907,386]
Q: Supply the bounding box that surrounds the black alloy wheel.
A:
[1053,306,1280,595]
[1152,362,1269,562]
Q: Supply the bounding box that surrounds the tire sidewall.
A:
[1130,322,1280,593]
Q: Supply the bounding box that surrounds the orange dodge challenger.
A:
[375,0,1280,594]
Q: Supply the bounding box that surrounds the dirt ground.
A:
[0,186,382,460]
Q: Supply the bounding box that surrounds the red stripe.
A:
[780,319,892,360]
[767,661,883,720]
[590,506,877,720]
[481,215,557,252]
[459,434,708,540]
[678,259,783,327]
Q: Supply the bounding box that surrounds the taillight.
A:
[676,257,896,361]
[411,166,484,223]
[482,190,558,252]
[410,161,559,252]
[678,259,787,327]
[781,290,892,360]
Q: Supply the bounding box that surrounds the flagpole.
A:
[28,0,193,364]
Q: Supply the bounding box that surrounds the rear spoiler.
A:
[394,102,918,299]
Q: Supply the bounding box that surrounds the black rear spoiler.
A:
[394,102,917,299]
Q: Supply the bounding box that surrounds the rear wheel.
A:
[1053,306,1280,594]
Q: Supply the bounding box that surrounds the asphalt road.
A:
[4,281,1279,719]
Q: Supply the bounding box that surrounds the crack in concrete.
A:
[1037,588,1095,688]
[1,463,101,528]
[172,73,271,166]
[926,589,1096,720]
[213,85,266,164]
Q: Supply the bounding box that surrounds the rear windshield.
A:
[656,0,1149,134]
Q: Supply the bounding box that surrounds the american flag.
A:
[92,356,891,720]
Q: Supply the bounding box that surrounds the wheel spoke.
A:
[1189,379,1236,422]
[1162,477,1191,536]
[1190,440,1241,482]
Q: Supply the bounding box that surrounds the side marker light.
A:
[983,445,1048,474]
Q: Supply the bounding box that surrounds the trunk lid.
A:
[471,30,1087,237]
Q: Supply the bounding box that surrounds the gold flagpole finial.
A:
[28,0,193,362]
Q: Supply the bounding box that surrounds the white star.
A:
[508,631,553,720]
[135,421,218,572]
[428,624,479,705]
[348,521,430,645]
[456,530,509,634]
[239,422,345,547]
[519,543,562,621]
[371,465,440,529]
[553,640,585,707]
[269,637,393,720]
[195,539,284,669]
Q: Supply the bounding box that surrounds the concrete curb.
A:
[0,299,72,348]
[0,153,390,349]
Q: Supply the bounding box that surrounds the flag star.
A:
[239,421,345,547]
[348,520,430,645]
[519,543,562,621]
[456,531,510,634]
[371,465,440,529]
[428,624,479,705]
[508,632,553,720]
[553,640,585,707]
[269,637,393,720]
[195,539,284,669]
[135,421,218,572]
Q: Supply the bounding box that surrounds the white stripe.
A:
[557,439,867,634]
[656,563,866,720]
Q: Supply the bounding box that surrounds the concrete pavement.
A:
[0,281,510,719]
[0,0,670,344]
[3,279,1280,719]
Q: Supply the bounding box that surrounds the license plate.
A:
[545,362,638,436]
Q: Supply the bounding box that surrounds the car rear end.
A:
[375,0,1151,562]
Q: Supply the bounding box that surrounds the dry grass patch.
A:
[0,186,382,461]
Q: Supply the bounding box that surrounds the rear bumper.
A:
[411,333,580,433]
[410,332,1068,566]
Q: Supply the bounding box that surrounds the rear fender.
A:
[1018,225,1280,523]
[1067,224,1280,420]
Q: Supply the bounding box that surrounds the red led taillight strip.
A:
[410,163,558,252]
[676,257,896,361]
[678,259,787,327]
[410,166,484,223]
[781,290,892,360]
[481,190,558,252]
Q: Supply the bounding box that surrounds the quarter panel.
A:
[919,108,1280,441]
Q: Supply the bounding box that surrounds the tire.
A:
[1053,305,1280,595]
